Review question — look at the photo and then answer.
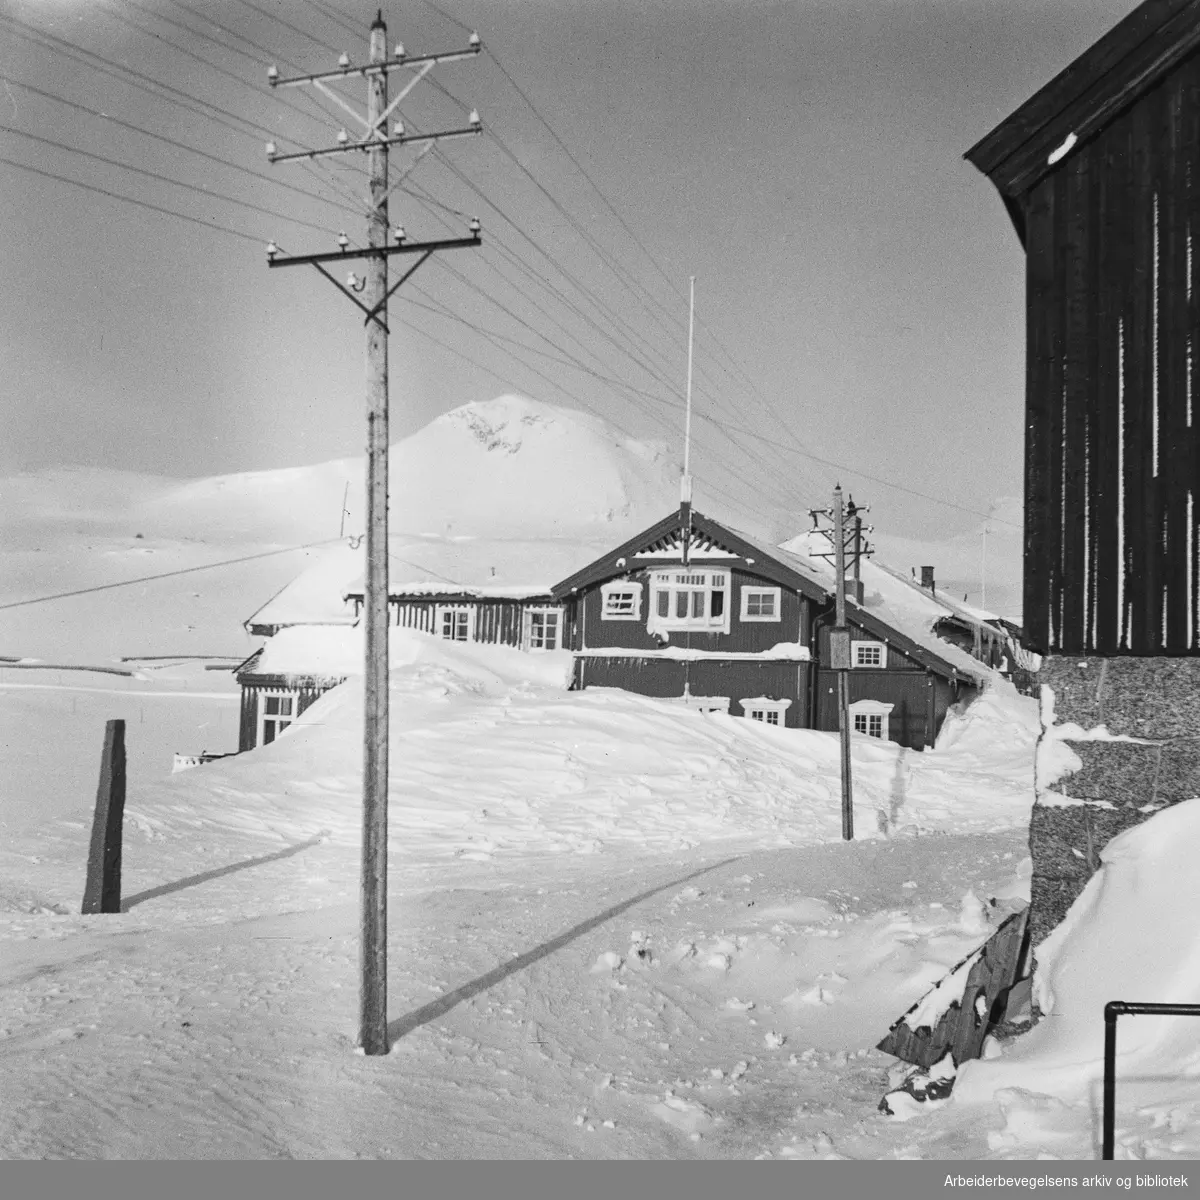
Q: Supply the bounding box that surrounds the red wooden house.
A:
[551,505,1003,750]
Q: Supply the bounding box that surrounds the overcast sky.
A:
[0,0,1135,539]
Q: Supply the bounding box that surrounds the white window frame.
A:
[523,607,561,651]
[258,690,296,746]
[849,699,895,741]
[436,604,475,642]
[852,639,887,668]
[740,585,782,622]
[600,580,642,621]
[740,696,792,726]
[647,569,731,635]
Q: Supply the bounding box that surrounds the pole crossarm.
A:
[267,232,480,268]
[310,262,389,333]
[268,123,480,164]
[270,43,480,89]
[365,250,433,323]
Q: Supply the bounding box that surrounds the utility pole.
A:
[264,12,482,1056]
[809,487,873,841]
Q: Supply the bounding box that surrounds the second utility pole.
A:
[833,484,853,841]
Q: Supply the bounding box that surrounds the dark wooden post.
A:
[81,719,126,914]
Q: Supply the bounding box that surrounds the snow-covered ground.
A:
[0,625,1060,1160]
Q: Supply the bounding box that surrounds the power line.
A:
[0,124,341,237]
[0,540,342,612]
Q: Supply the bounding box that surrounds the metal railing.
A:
[1102,1001,1200,1159]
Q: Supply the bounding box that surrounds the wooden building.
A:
[966,0,1200,656]
[551,507,1001,750]
[966,0,1200,952]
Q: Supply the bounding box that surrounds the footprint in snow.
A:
[651,1093,713,1135]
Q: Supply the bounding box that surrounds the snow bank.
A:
[955,798,1200,1105]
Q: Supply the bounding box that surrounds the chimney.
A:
[920,565,935,593]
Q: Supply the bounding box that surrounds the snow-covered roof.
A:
[245,536,611,631]
[776,529,1000,686]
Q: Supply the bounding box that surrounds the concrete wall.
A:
[1030,655,1200,953]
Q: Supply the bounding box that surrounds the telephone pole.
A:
[264,12,482,1056]
[809,486,873,841]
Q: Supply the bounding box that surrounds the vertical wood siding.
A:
[388,597,555,648]
[237,679,341,752]
[1025,59,1200,653]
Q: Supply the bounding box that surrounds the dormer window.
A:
[601,580,642,620]
[647,570,730,634]
[852,640,887,668]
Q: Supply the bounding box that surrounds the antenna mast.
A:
[682,275,695,503]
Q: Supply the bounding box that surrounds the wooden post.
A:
[833,485,854,841]
[81,719,126,914]
[360,10,391,1058]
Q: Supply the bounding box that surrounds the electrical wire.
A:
[0,540,343,612]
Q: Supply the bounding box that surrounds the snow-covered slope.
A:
[0,396,680,663]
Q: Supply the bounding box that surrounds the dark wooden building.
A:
[551,507,994,750]
[967,0,1200,656]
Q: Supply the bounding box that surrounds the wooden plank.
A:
[1093,117,1127,654]
[1161,70,1192,650]
[877,909,1030,1068]
[1126,95,1159,653]
[1188,59,1200,650]
[1061,150,1093,653]
[81,719,127,915]
[1023,175,1060,653]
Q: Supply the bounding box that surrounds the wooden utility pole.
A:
[809,487,873,841]
[265,13,482,1056]
[833,485,854,841]
[360,11,391,1059]
[81,719,126,914]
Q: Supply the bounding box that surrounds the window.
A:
[437,605,473,641]
[854,712,884,738]
[525,608,560,650]
[259,691,295,746]
[740,697,792,726]
[849,699,894,741]
[647,570,730,634]
[852,640,887,668]
[740,586,782,622]
[601,580,642,620]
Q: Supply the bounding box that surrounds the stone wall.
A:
[1030,655,1200,952]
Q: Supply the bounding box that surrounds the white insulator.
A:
[267,65,279,82]
[336,128,349,144]
[338,52,350,67]
[265,141,277,158]
[469,216,481,234]
[469,32,480,47]
[266,240,278,258]
[347,272,358,288]
[468,108,481,127]
[338,231,349,250]
[393,226,406,242]
[394,42,406,59]
[392,120,405,138]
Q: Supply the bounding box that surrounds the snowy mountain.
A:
[0,395,681,662]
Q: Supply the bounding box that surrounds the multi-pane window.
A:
[648,570,729,632]
[741,698,790,726]
[438,606,472,641]
[601,581,642,620]
[746,707,781,725]
[854,712,884,738]
[740,586,781,621]
[852,640,886,668]
[849,700,893,741]
[259,692,295,745]
[525,608,560,650]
